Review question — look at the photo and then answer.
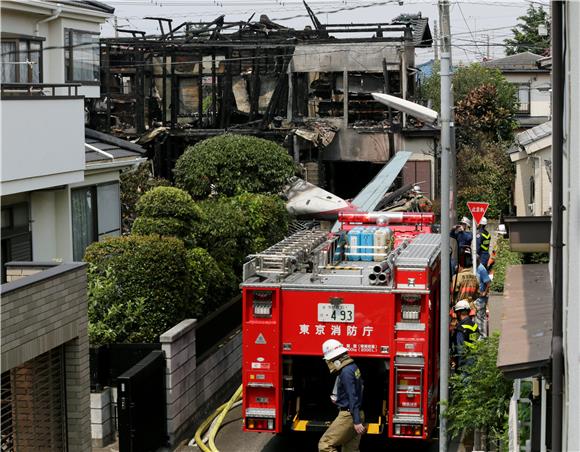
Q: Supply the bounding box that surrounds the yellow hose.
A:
[208,385,243,452]
[193,384,243,452]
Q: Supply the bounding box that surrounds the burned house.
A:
[89,10,437,198]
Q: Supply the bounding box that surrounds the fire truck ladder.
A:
[249,230,329,279]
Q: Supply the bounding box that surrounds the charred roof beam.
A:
[144,17,174,40]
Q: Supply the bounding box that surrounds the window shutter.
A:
[9,233,32,262]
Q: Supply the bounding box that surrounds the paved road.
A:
[209,405,438,452]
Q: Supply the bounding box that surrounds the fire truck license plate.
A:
[317,304,355,323]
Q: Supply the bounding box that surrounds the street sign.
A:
[467,201,489,225]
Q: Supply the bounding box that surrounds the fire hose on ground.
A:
[190,384,243,452]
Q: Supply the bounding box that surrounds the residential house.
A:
[1,2,145,449]
[94,13,437,201]
[483,51,551,130]
[496,2,580,450]
[508,121,552,217]
[1,0,145,282]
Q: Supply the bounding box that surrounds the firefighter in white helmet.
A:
[452,300,480,370]
[319,339,365,452]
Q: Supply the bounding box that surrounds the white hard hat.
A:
[480,217,488,226]
[460,216,470,225]
[322,339,348,361]
[454,299,471,312]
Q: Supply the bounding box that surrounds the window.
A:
[71,183,121,261]
[516,84,531,114]
[0,38,42,83]
[1,203,32,283]
[64,29,99,83]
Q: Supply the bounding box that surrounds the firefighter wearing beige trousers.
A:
[319,339,366,452]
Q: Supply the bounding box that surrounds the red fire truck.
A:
[241,211,441,441]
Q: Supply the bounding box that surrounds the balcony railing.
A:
[0,83,82,99]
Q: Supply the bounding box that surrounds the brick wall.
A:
[160,320,241,445]
[1,262,91,451]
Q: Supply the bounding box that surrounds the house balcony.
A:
[1,83,85,196]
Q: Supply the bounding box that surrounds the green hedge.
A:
[174,134,295,199]
[132,186,201,241]
[191,193,289,274]
[187,247,236,315]
[85,235,195,345]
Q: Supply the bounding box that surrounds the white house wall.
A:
[30,188,72,262]
[70,169,122,188]
[1,98,86,195]
[504,72,551,118]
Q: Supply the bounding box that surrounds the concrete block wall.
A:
[91,388,115,448]
[4,261,59,282]
[160,319,242,445]
[1,262,91,451]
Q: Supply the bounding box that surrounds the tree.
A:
[420,63,517,116]
[132,186,201,243]
[445,334,513,447]
[120,162,169,233]
[456,137,514,219]
[455,84,518,146]
[504,5,550,56]
[421,64,518,219]
[174,134,295,199]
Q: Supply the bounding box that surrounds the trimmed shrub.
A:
[135,186,199,220]
[187,247,236,316]
[120,162,170,233]
[132,186,201,241]
[191,193,289,273]
[85,235,195,345]
[174,134,295,199]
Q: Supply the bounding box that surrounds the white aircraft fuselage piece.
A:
[284,178,357,220]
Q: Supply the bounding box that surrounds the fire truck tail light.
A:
[245,408,275,431]
[394,424,422,437]
[246,418,275,430]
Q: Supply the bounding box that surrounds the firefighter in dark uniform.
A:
[476,217,492,268]
[319,339,365,452]
[452,299,480,370]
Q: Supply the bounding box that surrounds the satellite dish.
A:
[372,93,439,123]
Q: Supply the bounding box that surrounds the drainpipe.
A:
[34,5,62,36]
[551,1,564,451]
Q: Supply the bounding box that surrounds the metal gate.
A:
[117,350,167,452]
[1,348,67,451]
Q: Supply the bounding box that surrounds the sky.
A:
[100,0,550,64]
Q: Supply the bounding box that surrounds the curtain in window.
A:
[71,31,99,82]
[1,42,16,83]
[72,188,95,261]
[30,41,41,83]
[97,184,121,239]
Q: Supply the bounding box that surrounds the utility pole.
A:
[114,16,119,38]
[438,1,453,451]
[434,20,439,61]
